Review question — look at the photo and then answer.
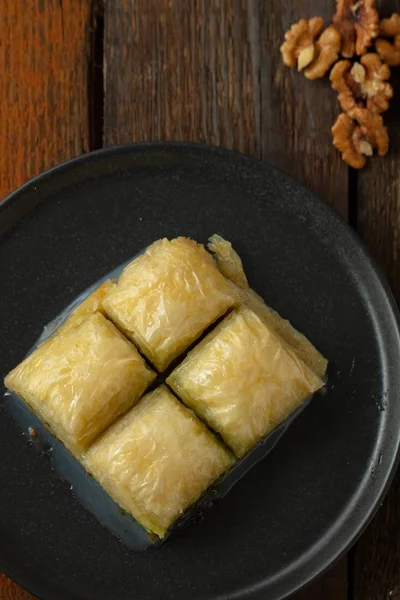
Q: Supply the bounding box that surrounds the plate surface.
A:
[1,143,400,600]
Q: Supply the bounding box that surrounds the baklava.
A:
[168,306,324,457]
[85,385,234,537]
[102,237,237,371]
[5,312,155,457]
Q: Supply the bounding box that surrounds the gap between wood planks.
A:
[88,0,104,151]
[348,169,358,231]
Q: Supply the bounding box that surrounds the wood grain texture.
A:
[103,2,349,599]
[294,558,348,600]
[352,0,400,598]
[260,0,348,218]
[0,0,91,200]
[0,575,33,600]
[104,0,348,219]
[104,0,261,156]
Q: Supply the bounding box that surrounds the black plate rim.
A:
[1,141,400,600]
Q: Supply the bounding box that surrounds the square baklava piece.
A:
[5,311,155,457]
[168,307,325,458]
[85,385,234,537]
[102,238,237,371]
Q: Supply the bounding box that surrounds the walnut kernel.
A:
[330,53,393,116]
[281,19,341,79]
[280,17,324,70]
[333,0,379,57]
[376,14,400,66]
[297,45,315,71]
[332,108,389,169]
[305,26,342,80]
[359,140,373,156]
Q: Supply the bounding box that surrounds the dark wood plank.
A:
[0,0,91,200]
[294,558,348,600]
[260,0,348,218]
[104,0,261,155]
[0,0,91,597]
[104,0,348,216]
[352,0,400,598]
[104,0,348,206]
[104,2,349,599]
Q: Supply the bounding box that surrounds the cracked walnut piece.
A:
[305,26,341,80]
[332,108,389,169]
[330,54,393,116]
[376,14,400,66]
[280,18,341,80]
[281,17,324,70]
[333,0,379,58]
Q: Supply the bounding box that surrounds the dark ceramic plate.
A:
[1,143,400,600]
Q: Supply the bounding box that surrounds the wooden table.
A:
[0,1,399,599]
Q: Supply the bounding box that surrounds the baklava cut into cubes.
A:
[85,385,234,538]
[168,307,325,458]
[101,237,237,371]
[5,312,155,458]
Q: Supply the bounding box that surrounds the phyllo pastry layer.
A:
[85,385,234,538]
[168,307,324,458]
[102,237,237,371]
[208,234,328,379]
[59,280,115,335]
[5,312,155,457]
[238,287,328,380]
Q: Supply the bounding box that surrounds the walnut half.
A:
[280,18,341,80]
[305,26,342,80]
[280,17,324,70]
[330,54,393,116]
[332,108,389,169]
[333,0,379,58]
[376,14,400,66]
